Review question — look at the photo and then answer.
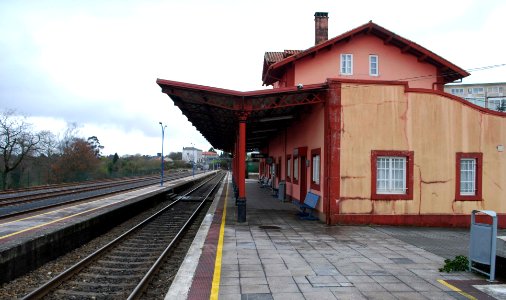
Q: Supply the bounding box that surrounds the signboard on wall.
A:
[252,153,268,159]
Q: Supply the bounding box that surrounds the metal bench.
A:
[295,192,319,220]
[260,177,272,189]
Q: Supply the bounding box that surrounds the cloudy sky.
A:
[1,0,504,156]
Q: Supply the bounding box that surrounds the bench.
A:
[294,192,319,220]
[259,177,272,189]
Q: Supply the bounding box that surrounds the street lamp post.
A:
[191,143,195,177]
[159,122,167,186]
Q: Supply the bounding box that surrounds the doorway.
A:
[300,154,307,203]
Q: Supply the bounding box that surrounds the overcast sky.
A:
[1,0,504,156]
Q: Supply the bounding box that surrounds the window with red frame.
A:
[455,152,482,201]
[286,155,291,182]
[310,148,321,191]
[371,150,414,200]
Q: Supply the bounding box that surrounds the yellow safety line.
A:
[0,198,127,240]
[0,202,92,227]
[210,174,228,300]
[437,279,477,300]
[0,186,161,228]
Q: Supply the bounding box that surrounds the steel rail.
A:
[0,173,189,219]
[21,172,221,300]
[0,173,186,203]
[127,172,225,299]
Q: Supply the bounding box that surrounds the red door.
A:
[300,154,307,204]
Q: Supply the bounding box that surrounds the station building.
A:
[158,13,506,227]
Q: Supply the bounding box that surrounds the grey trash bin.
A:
[469,210,497,281]
[277,181,286,202]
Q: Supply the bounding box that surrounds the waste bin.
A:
[469,210,497,281]
[277,181,286,202]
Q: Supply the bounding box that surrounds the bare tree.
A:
[0,110,40,190]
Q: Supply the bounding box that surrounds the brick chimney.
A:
[314,12,329,45]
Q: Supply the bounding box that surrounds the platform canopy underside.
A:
[157,79,327,152]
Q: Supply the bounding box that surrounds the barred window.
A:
[376,156,406,194]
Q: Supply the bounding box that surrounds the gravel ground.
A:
[0,194,182,299]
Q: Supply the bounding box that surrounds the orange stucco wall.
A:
[291,34,438,89]
[338,83,506,216]
[266,104,325,211]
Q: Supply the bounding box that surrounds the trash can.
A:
[469,210,497,281]
[277,181,286,202]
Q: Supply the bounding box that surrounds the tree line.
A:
[0,110,229,190]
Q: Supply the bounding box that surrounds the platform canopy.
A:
[157,79,327,153]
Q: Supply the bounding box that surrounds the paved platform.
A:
[170,173,505,300]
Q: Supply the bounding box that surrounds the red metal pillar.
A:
[233,141,235,183]
[237,113,247,222]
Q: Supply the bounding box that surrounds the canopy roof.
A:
[157,79,327,152]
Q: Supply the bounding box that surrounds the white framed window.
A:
[465,97,486,108]
[450,88,464,95]
[471,87,484,95]
[488,97,506,111]
[376,156,406,194]
[293,157,299,181]
[456,152,482,201]
[460,158,476,196]
[369,55,378,76]
[487,86,504,94]
[312,155,320,184]
[340,54,353,75]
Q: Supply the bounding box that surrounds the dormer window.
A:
[340,54,353,75]
[369,55,378,76]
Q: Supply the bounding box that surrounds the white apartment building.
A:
[445,82,506,111]
[182,147,202,164]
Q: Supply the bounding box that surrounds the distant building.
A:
[202,151,219,170]
[182,147,202,164]
[444,82,506,111]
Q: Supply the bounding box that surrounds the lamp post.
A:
[159,122,167,186]
[191,143,195,177]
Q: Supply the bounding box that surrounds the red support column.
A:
[324,80,342,225]
[237,113,248,222]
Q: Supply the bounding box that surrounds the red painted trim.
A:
[371,150,414,200]
[455,152,483,201]
[332,213,506,229]
[407,88,506,117]
[286,154,291,182]
[265,21,469,85]
[329,79,506,118]
[157,78,327,97]
[328,78,410,88]
[325,81,342,224]
[292,154,299,185]
[310,148,321,191]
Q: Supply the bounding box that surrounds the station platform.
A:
[168,173,505,300]
[0,172,214,283]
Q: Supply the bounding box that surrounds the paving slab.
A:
[179,177,505,299]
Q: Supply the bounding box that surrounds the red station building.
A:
[158,13,506,227]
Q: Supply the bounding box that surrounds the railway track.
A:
[22,171,224,300]
[0,171,202,219]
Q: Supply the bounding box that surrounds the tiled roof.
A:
[264,50,302,64]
